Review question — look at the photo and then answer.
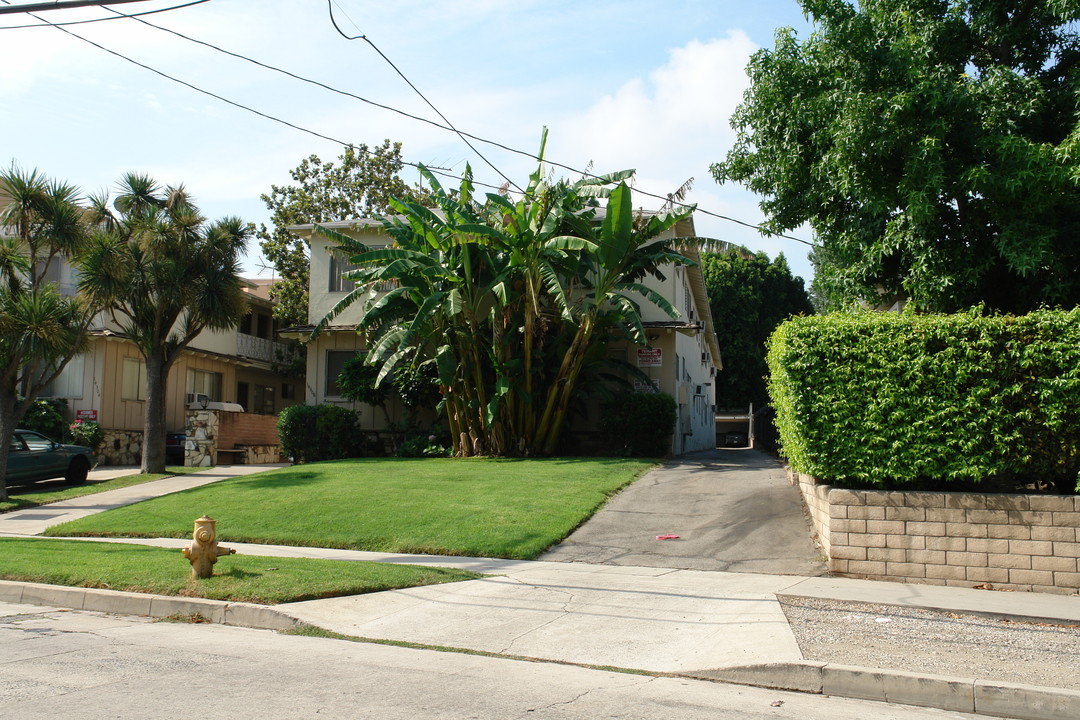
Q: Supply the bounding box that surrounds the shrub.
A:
[68,420,104,454]
[600,391,677,457]
[21,398,67,440]
[277,404,363,463]
[767,308,1080,491]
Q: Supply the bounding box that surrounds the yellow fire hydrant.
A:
[182,515,235,579]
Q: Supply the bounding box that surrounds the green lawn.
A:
[0,538,480,604]
[46,457,655,559]
[1,466,207,514]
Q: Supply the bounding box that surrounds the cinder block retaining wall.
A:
[791,471,1080,595]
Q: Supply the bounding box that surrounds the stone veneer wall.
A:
[791,470,1080,595]
[184,409,220,467]
[184,410,284,466]
[100,429,143,466]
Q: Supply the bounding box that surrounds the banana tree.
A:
[532,182,694,454]
[315,145,700,457]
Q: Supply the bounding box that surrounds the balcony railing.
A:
[236,333,288,364]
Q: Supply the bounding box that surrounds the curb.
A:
[691,662,1080,720]
[0,579,300,632]
[3,579,1077,720]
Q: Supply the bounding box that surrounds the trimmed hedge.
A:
[767,309,1080,491]
[277,404,363,464]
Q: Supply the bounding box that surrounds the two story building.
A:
[41,274,303,464]
[282,212,723,455]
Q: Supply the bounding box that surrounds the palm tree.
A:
[80,174,250,473]
[0,166,97,502]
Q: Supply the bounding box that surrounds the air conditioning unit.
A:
[185,393,209,409]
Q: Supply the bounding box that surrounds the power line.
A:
[326,0,521,193]
[77,0,811,247]
[0,0,209,29]
[106,5,814,247]
[13,0,814,247]
[3,0,505,191]
[0,0,149,14]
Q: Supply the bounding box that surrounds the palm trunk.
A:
[141,351,170,473]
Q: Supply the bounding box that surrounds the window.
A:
[22,432,53,451]
[121,357,147,401]
[187,369,223,402]
[253,384,275,414]
[281,382,295,400]
[329,253,359,292]
[325,350,358,397]
[40,355,83,398]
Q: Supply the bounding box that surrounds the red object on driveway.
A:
[655,534,680,540]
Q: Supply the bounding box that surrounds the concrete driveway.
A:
[541,448,828,576]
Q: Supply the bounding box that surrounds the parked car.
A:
[165,432,186,466]
[5,429,95,487]
[724,431,749,448]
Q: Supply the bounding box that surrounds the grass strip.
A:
[1,467,207,514]
[0,538,481,604]
[46,457,655,559]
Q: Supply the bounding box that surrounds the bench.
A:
[214,447,246,464]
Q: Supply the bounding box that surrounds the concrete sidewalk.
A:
[0,464,287,536]
[4,540,1079,718]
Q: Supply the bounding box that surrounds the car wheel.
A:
[66,456,89,485]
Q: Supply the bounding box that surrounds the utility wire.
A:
[112,5,813,246]
[0,0,209,30]
[12,0,814,247]
[326,0,521,193]
[3,0,505,191]
[0,0,148,14]
[81,0,810,246]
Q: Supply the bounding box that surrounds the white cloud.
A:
[550,32,756,174]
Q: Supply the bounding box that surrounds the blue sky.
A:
[2,0,816,281]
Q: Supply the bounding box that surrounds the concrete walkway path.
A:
[542,448,827,576]
[0,464,287,537]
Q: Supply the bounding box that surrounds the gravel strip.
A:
[779,595,1080,691]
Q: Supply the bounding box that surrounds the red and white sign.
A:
[633,379,661,393]
[636,348,662,367]
[75,409,98,422]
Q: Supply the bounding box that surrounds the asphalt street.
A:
[0,603,983,720]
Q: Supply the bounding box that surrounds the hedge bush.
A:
[21,399,67,440]
[767,309,1080,492]
[600,391,677,457]
[277,404,363,464]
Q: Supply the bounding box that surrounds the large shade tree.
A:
[81,175,250,473]
[258,141,430,327]
[314,137,698,456]
[0,166,99,502]
[700,248,813,409]
[713,0,1080,312]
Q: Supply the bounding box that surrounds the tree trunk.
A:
[0,391,17,503]
[141,351,170,474]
